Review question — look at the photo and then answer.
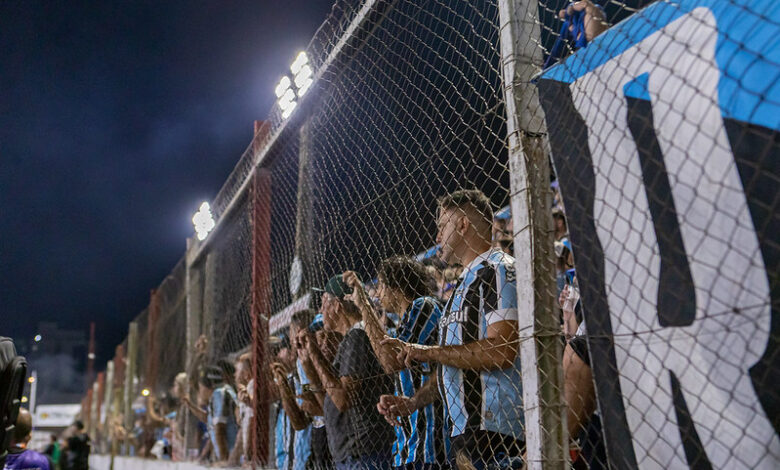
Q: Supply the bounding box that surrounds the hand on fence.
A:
[342,270,370,309]
[559,0,608,42]
[377,394,414,426]
[297,391,322,416]
[236,383,250,403]
[194,334,209,355]
[381,337,432,368]
[270,362,290,387]
[296,328,317,361]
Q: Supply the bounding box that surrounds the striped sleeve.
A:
[485,261,518,325]
[417,298,441,346]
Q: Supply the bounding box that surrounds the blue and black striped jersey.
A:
[391,296,448,466]
[438,249,524,440]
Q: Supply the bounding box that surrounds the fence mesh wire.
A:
[77,0,779,469]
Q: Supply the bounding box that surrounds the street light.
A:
[141,388,150,397]
[33,334,41,342]
[192,202,215,241]
[29,370,37,414]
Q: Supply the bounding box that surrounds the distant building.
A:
[21,322,88,406]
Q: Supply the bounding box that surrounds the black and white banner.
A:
[538,1,779,468]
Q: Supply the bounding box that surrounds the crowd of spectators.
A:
[96,184,600,470]
[261,187,601,470]
[77,4,612,466]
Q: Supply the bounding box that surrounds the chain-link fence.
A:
[78,1,779,469]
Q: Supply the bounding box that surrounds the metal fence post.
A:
[498,0,567,468]
[294,119,315,296]
[185,238,204,458]
[110,344,124,466]
[103,361,114,454]
[250,167,272,466]
[123,322,138,456]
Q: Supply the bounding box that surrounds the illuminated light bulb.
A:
[290,51,309,75]
[297,77,313,97]
[281,88,296,104]
[281,101,297,118]
[275,76,291,98]
[192,202,215,241]
[294,64,312,84]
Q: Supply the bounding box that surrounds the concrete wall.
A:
[89,455,216,470]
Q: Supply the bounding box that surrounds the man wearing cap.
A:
[298,275,394,469]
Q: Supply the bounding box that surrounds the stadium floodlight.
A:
[281,101,297,119]
[275,75,291,98]
[290,51,309,75]
[192,201,215,241]
[291,52,313,97]
[33,334,41,342]
[294,64,313,96]
[276,75,297,119]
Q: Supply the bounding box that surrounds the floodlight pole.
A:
[498,0,567,468]
[184,237,204,459]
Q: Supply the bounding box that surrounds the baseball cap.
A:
[270,331,290,349]
[203,365,224,382]
[309,313,324,331]
[554,238,572,257]
[312,274,352,299]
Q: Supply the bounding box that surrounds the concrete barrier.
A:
[89,455,218,470]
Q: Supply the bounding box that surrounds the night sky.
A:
[1,0,336,365]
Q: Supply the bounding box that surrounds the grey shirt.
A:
[324,322,394,462]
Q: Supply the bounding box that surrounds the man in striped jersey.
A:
[344,256,447,469]
[381,190,524,469]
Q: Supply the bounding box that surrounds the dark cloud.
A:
[1,0,336,364]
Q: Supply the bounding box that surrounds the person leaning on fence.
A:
[230,352,253,465]
[273,311,338,470]
[272,309,319,470]
[169,372,188,461]
[298,276,395,470]
[556,273,607,469]
[182,361,238,464]
[343,256,448,469]
[380,189,525,469]
[211,360,240,463]
[270,332,296,470]
[564,331,606,469]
